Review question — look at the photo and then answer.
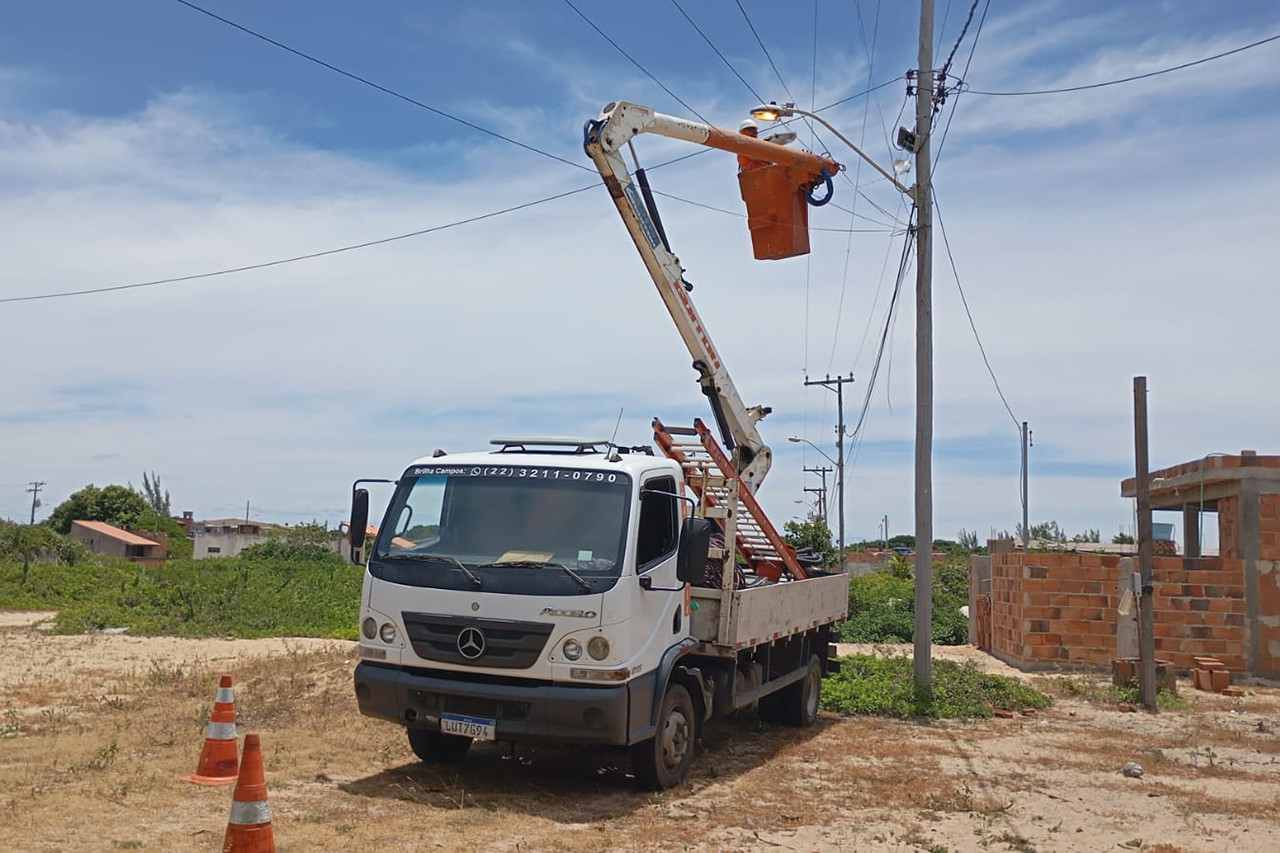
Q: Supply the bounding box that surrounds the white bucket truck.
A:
[350,102,848,789]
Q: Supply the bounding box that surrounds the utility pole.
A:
[1021,422,1031,548]
[803,465,831,525]
[882,514,889,551]
[804,373,855,561]
[912,0,936,696]
[27,481,46,525]
[1133,377,1158,711]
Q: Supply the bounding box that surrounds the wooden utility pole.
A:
[803,465,831,524]
[1133,377,1158,710]
[27,481,46,525]
[912,0,936,695]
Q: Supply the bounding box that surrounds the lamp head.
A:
[787,436,802,443]
[750,102,793,122]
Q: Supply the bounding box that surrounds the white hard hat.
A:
[739,118,758,133]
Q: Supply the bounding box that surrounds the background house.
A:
[70,520,166,565]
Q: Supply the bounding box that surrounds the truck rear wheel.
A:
[631,683,695,790]
[778,654,823,727]
[407,728,472,764]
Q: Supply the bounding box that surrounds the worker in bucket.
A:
[737,118,768,173]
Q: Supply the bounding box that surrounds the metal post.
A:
[1133,377,1158,711]
[912,0,936,696]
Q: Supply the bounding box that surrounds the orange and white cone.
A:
[181,674,239,786]
[222,732,275,853]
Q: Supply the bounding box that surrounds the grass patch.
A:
[0,551,361,639]
[822,653,1051,718]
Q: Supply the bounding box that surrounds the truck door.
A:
[628,474,688,661]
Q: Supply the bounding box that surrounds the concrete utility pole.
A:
[803,465,831,525]
[882,514,889,550]
[804,374,855,561]
[912,0,936,696]
[1021,422,1031,548]
[1133,377,1158,711]
[26,481,45,525]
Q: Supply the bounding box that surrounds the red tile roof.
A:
[72,520,161,547]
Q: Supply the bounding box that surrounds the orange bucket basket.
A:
[738,163,831,260]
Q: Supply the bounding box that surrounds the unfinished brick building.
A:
[970,451,1280,678]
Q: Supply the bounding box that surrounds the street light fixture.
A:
[750,102,914,198]
[788,436,844,567]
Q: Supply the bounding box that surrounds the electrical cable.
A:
[563,0,709,123]
[670,0,764,104]
[651,191,897,234]
[0,186,596,304]
[939,0,982,79]
[932,0,990,168]
[933,192,1020,429]
[172,0,591,173]
[968,30,1280,96]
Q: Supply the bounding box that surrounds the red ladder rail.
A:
[653,418,806,581]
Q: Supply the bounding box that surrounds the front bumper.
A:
[354,662,657,746]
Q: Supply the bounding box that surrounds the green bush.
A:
[836,557,971,645]
[821,653,1051,718]
[0,550,360,640]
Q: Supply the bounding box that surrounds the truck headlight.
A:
[587,636,610,660]
[562,638,583,661]
[362,617,377,639]
[379,622,398,644]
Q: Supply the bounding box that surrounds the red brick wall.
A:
[1261,494,1280,561]
[984,552,1246,672]
[1218,496,1240,559]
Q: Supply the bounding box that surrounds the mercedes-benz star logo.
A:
[457,626,486,660]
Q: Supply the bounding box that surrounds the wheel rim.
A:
[660,707,690,769]
[804,665,820,719]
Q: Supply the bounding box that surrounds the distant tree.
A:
[956,528,980,551]
[43,483,191,558]
[0,523,60,583]
[1070,528,1101,543]
[782,517,837,567]
[134,471,171,516]
[1112,531,1135,545]
[1018,521,1066,543]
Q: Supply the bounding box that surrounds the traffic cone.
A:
[222,732,275,853]
[181,674,239,786]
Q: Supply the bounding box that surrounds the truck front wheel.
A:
[631,683,695,790]
[407,728,472,764]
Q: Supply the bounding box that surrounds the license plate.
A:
[440,712,495,741]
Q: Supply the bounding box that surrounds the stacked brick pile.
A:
[1191,656,1245,697]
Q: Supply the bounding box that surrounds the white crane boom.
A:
[583,101,840,493]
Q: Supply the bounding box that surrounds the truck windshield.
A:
[369,465,631,595]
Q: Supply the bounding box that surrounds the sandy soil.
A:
[2,611,1278,852]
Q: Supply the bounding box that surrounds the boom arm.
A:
[583,101,840,493]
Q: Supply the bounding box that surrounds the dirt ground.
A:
[2,612,1278,852]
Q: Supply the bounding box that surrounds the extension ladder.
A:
[652,418,806,582]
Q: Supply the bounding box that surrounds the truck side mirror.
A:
[676,517,714,584]
[350,488,370,555]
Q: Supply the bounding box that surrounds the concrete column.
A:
[1183,505,1201,558]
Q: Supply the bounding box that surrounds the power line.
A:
[562,0,709,123]
[670,0,764,103]
[172,0,590,173]
[933,192,1019,428]
[939,0,981,79]
[0,186,595,304]
[735,0,797,103]
[967,30,1280,96]
[651,190,897,234]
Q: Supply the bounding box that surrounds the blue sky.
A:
[2,1,1279,548]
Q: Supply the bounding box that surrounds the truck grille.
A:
[402,612,554,669]
[411,690,530,721]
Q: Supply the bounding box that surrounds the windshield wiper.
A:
[384,553,482,589]
[475,560,592,593]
